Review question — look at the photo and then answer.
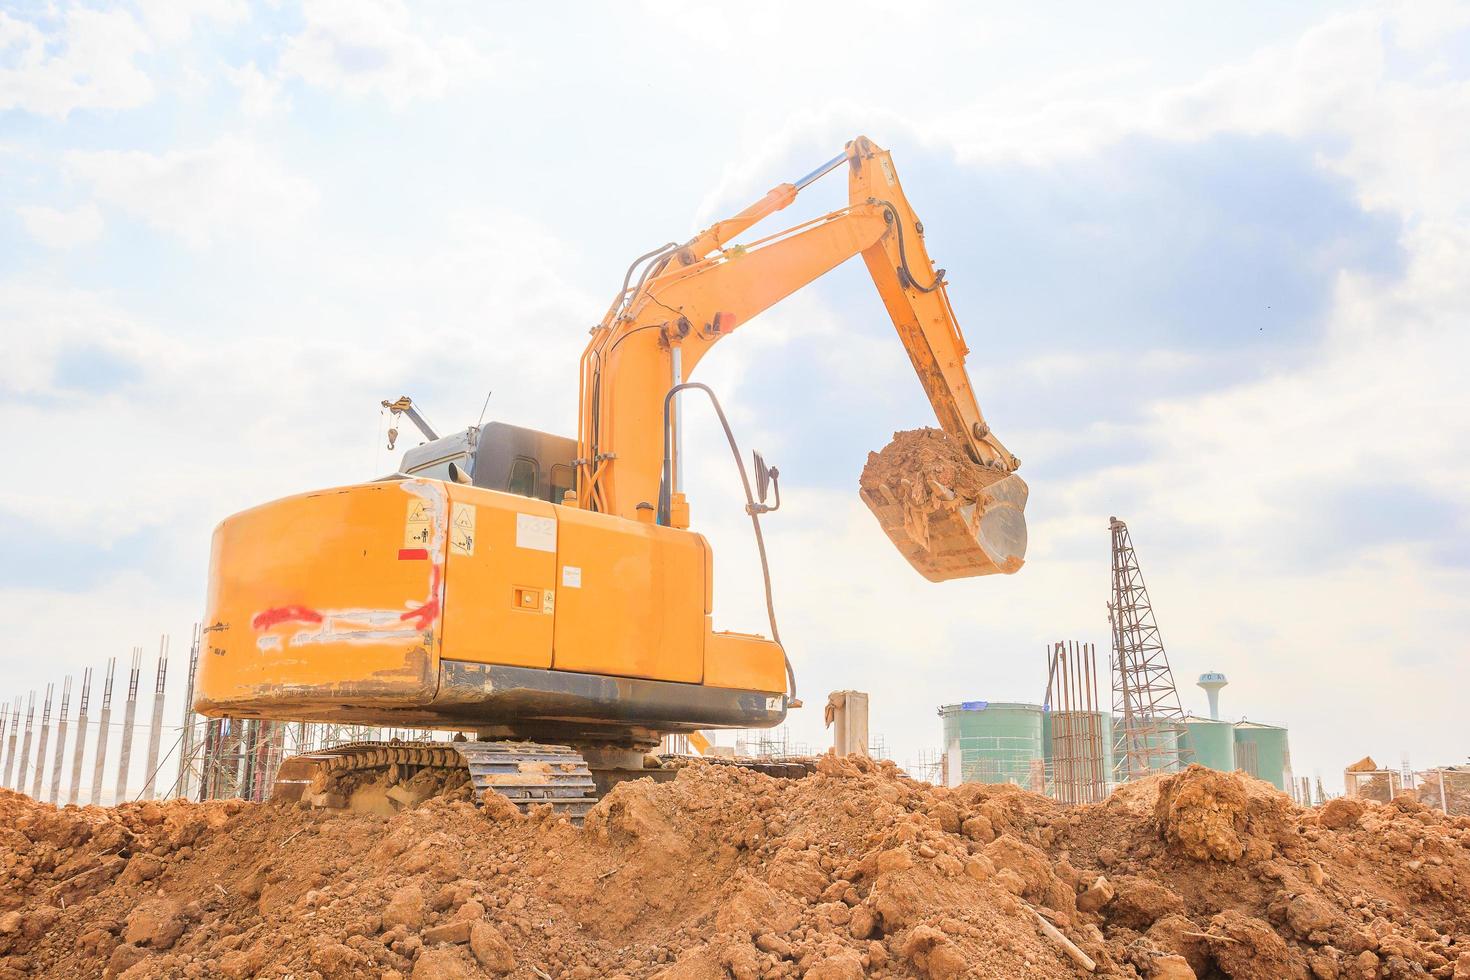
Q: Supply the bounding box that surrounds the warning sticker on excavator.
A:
[561,565,581,588]
[450,503,476,556]
[404,500,431,548]
[543,589,555,615]
[515,513,556,552]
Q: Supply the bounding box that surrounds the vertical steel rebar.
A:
[176,624,201,800]
[16,693,35,795]
[49,677,72,803]
[114,648,143,804]
[90,659,116,805]
[69,668,92,805]
[31,684,53,800]
[0,701,11,789]
[141,636,169,800]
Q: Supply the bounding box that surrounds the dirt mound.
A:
[1,762,1469,978]
[860,428,1004,511]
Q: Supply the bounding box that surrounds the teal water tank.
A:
[1234,721,1290,790]
[940,701,1044,788]
[1113,721,1185,779]
[1180,716,1236,772]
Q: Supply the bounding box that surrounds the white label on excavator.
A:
[404,500,431,548]
[515,513,556,552]
[561,565,581,588]
[449,503,476,556]
[880,158,896,186]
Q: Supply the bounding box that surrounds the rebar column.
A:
[175,624,201,800]
[90,659,116,805]
[69,669,92,805]
[114,648,143,805]
[30,684,53,800]
[49,677,71,803]
[0,701,11,789]
[16,693,35,794]
[141,636,169,800]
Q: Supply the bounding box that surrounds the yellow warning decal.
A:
[404,500,432,547]
[450,502,476,556]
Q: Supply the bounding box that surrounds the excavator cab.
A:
[400,422,577,505]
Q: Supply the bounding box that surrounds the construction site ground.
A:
[2,759,1468,980]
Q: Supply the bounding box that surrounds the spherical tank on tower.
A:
[1197,671,1229,720]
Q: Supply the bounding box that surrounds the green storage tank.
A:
[1234,721,1291,791]
[1180,716,1236,772]
[1113,721,1185,780]
[940,701,1044,789]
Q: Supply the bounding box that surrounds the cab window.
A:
[507,456,538,498]
[548,463,574,504]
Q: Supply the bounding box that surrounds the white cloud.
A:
[64,137,318,247]
[0,7,154,118]
[277,0,483,105]
[134,0,248,46]
[15,203,104,249]
[226,60,288,118]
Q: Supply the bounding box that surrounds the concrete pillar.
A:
[141,637,168,800]
[49,677,71,804]
[114,648,142,805]
[90,659,115,805]
[176,625,201,800]
[0,701,12,788]
[69,669,91,805]
[30,684,52,799]
[824,690,870,757]
[16,693,35,795]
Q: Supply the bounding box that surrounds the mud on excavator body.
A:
[196,477,789,747]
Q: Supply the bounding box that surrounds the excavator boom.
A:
[579,135,1027,578]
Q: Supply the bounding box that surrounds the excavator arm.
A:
[577,135,1027,579]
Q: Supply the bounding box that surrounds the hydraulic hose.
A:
[658,382,796,705]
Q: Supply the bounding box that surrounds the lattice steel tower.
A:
[1108,517,1191,781]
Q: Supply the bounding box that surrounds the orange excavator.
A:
[196,136,1027,815]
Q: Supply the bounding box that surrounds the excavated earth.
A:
[861,428,1005,508]
[1,760,1469,980]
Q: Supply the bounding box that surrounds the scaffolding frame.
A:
[1108,517,1191,781]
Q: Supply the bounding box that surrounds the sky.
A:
[2,0,1468,795]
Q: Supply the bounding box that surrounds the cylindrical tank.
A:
[940,701,1043,789]
[1234,721,1290,790]
[1113,722,1184,779]
[1181,717,1236,772]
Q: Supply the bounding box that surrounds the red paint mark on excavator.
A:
[399,564,443,630]
[251,605,324,630]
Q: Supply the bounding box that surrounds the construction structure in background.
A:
[825,690,870,757]
[1107,516,1191,781]
[1043,641,1108,804]
[1344,756,1404,803]
[938,701,1045,790]
[141,637,169,800]
[1415,766,1470,816]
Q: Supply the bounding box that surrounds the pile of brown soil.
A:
[2,761,1468,979]
[860,428,1004,512]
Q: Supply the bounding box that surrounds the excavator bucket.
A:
[859,429,1028,582]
